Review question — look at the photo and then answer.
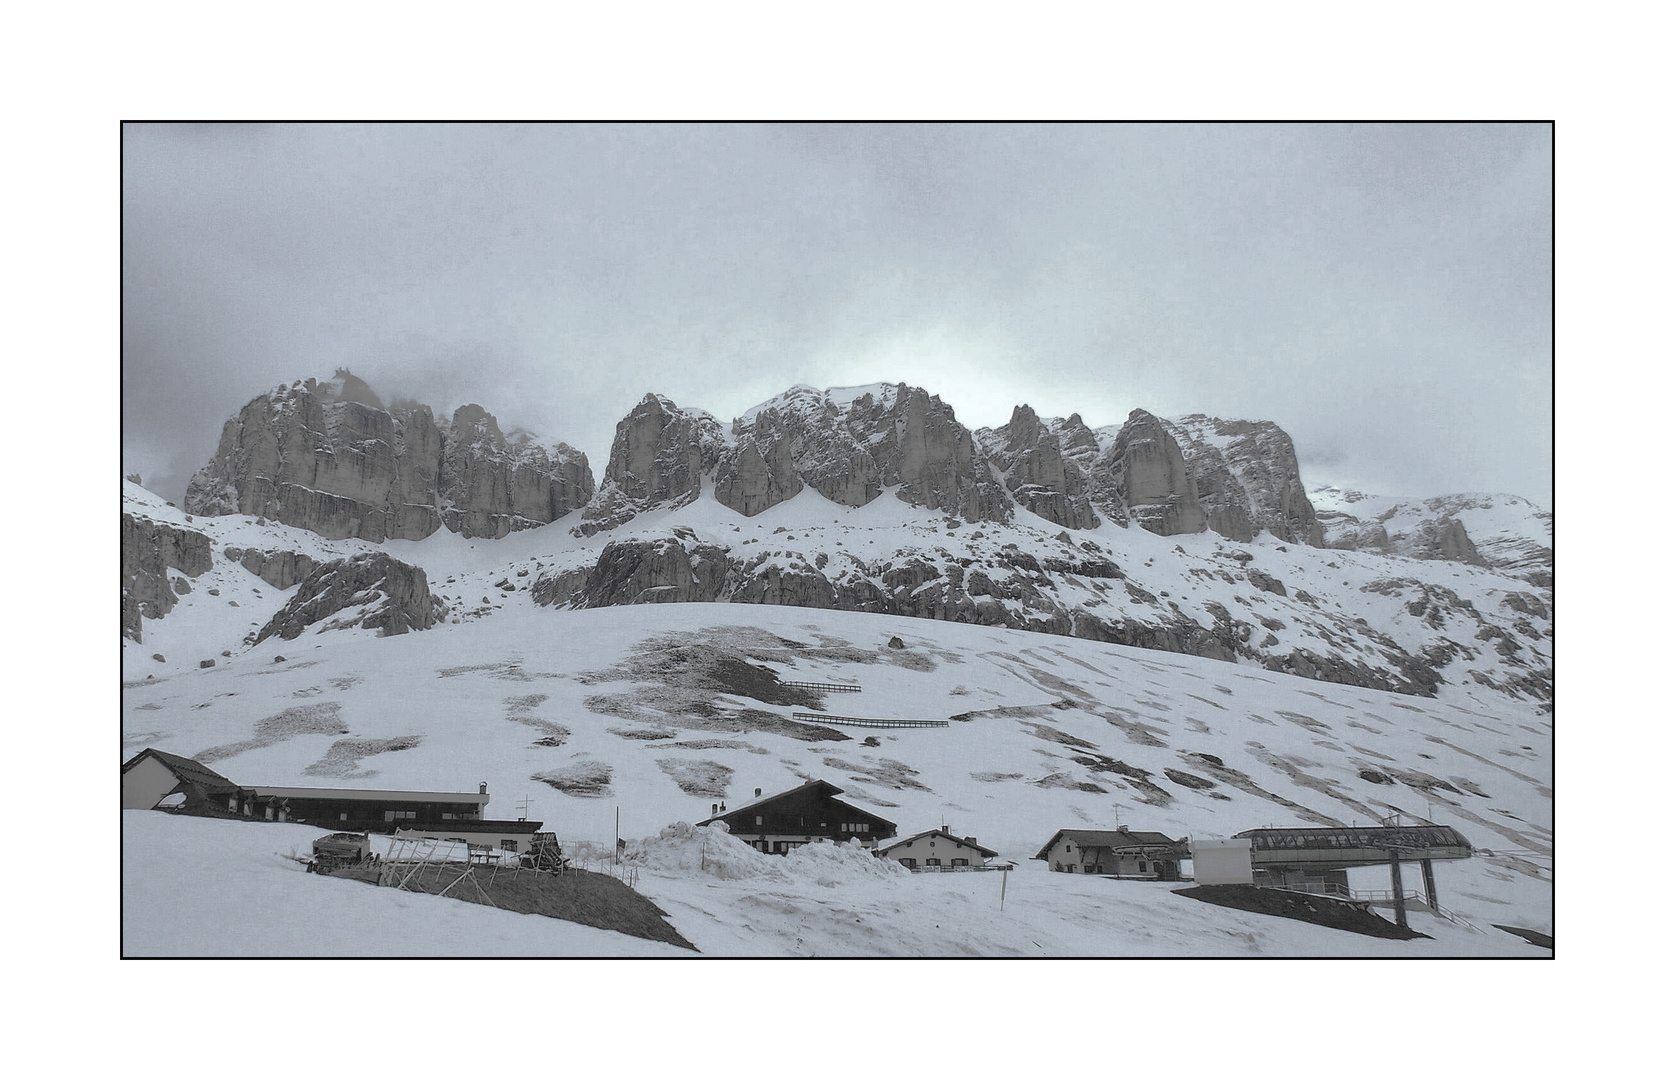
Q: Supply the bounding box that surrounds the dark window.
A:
[500,839,518,852]
[926,858,941,867]
[901,858,916,868]
[953,858,969,867]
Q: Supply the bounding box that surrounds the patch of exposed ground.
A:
[1021,722,1098,750]
[1181,753,1342,826]
[819,756,930,791]
[303,736,422,778]
[1096,708,1170,747]
[656,758,734,798]
[611,727,677,740]
[971,771,1025,783]
[666,738,770,755]
[584,690,848,742]
[325,864,694,950]
[1069,754,1173,806]
[197,703,348,763]
[1176,885,1428,940]
[1492,925,1553,950]
[1242,743,1381,819]
[533,761,614,797]
[506,694,571,747]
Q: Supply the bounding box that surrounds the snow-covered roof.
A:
[875,828,999,858]
[121,748,240,794]
[1032,828,1182,861]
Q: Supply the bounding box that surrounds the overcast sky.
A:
[122,123,1551,508]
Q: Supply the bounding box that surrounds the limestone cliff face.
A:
[580,383,1009,532]
[851,384,1011,523]
[185,371,594,542]
[250,552,444,643]
[976,405,1099,530]
[121,512,214,641]
[575,394,727,536]
[1168,415,1323,546]
[1093,410,1207,537]
[713,410,803,518]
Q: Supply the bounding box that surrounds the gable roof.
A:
[875,829,999,859]
[1032,828,1182,861]
[121,748,241,794]
[697,779,895,829]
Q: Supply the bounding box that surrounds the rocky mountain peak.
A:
[184,373,594,543]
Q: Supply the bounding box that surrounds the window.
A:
[501,839,518,852]
[383,810,416,822]
[953,858,969,867]
[1139,860,1148,873]
[756,815,763,825]
[1066,844,1072,852]
[926,858,941,867]
[228,796,239,812]
[900,858,916,869]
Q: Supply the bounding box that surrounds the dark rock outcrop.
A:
[223,546,320,590]
[122,513,214,641]
[251,553,445,643]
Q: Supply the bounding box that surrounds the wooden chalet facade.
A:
[875,827,999,870]
[698,780,896,854]
[1034,827,1187,880]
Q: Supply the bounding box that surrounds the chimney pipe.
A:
[755,788,762,797]
[479,782,487,795]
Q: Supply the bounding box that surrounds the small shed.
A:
[1034,827,1186,879]
[697,779,896,854]
[875,827,999,870]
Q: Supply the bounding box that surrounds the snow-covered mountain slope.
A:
[123,477,1553,953]
[1312,487,1554,588]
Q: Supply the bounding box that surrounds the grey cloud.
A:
[122,123,1551,507]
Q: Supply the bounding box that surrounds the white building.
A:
[875,826,999,869]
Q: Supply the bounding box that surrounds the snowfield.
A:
[122,480,1552,957]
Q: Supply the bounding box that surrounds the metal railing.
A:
[783,681,862,693]
[792,711,949,729]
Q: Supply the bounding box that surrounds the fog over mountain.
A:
[121,124,1552,509]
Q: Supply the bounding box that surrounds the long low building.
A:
[244,784,490,829]
[121,747,524,836]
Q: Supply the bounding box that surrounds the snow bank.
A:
[628,822,910,888]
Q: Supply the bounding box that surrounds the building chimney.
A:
[755,788,762,797]
[479,782,487,795]
[720,802,727,812]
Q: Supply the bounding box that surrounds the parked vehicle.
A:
[309,832,372,873]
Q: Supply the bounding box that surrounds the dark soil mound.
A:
[1175,884,1430,940]
[1493,924,1553,950]
[329,864,697,951]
